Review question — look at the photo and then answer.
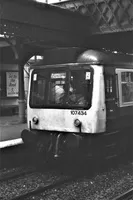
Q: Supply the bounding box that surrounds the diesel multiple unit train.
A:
[22,48,133,161]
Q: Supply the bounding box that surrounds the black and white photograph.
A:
[0,0,133,199]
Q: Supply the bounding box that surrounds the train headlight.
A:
[74,119,81,127]
[32,116,39,124]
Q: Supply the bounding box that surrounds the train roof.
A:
[31,48,133,68]
[78,49,133,66]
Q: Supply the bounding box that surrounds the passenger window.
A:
[116,69,133,107]
[121,72,133,104]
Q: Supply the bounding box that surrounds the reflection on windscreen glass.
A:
[31,73,46,106]
[68,71,91,106]
[48,72,66,104]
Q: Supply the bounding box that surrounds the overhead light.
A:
[0,34,4,38]
[35,0,69,4]
[35,0,47,3]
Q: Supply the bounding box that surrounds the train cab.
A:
[21,48,133,160]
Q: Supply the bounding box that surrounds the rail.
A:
[0,166,36,182]
[113,188,133,200]
[10,176,75,200]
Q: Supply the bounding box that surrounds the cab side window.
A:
[105,75,113,99]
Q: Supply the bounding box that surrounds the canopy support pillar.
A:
[18,64,26,123]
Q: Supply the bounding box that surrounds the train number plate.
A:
[70,110,87,115]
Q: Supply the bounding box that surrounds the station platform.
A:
[0,115,27,148]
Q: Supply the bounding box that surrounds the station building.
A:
[0,0,133,120]
[0,51,44,117]
[0,42,41,116]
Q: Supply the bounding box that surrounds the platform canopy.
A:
[0,0,133,58]
[55,0,133,34]
[0,0,97,48]
[54,0,133,54]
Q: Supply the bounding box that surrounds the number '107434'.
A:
[71,111,87,115]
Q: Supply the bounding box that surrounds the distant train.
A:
[21,48,133,161]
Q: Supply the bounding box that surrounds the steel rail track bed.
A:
[9,176,75,200]
[113,188,133,200]
[0,167,36,182]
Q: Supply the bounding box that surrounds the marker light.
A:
[74,119,81,127]
[32,116,39,124]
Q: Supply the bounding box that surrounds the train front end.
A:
[21,63,106,159]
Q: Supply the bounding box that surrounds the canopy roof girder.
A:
[56,0,133,33]
[0,0,95,47]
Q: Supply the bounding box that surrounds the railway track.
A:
[1,157,133,200]
[0,164,76,200]
[113,188,133,200]
[7,176,75,200]
[0,166,36,182]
